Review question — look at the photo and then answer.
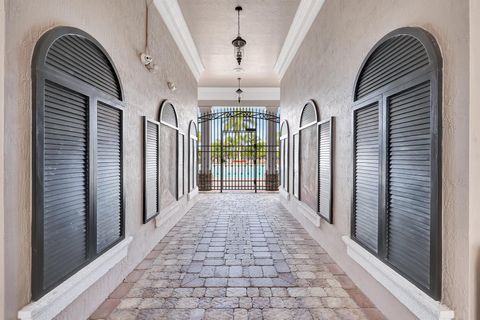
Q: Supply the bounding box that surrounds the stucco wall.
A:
[4,0,198,319]
[280,0,469,318]
[0,0,5,318]
[469,0,480,318]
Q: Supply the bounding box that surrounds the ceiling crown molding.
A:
[198,87,280,101]
[273,0,325,79]
[198,87,280,107]
[154,0,205,81]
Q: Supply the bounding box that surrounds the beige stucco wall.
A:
[3,0,198,319]
[0,0,5,318]
[469,0,480,319]
[280,0,469,318]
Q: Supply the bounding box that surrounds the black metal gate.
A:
[198,107,280,192]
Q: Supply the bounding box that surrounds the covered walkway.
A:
[90,194,382,319]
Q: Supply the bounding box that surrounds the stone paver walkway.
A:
[90,193,384,320]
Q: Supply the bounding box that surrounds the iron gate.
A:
[198,107,280,192]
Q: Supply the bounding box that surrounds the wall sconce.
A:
[167,81,176,92]
[140,53,158,72]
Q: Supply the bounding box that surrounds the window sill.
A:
[342,236,454,320]
[18,236,133,320]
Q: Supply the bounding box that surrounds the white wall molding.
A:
[187,187,199,201]
[155,201,180,228]
[279,188,290,200]
[18,237,133,320]
[153,0,204,81]
[198,87,280,102]
[342,236,454,320]
[274,0,325,79]
[287,198,321,227]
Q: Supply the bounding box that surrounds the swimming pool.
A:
[211,164,267,179]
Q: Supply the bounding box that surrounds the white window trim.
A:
[18,236,133,320]
[342,236,454,320]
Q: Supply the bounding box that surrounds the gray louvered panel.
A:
[300,103,316,127]
[178,134,185,197]
[46,35,121,99]
[43,81,88,290]
[161,103,178,127]
[318,120,332,222]
[354,104,379,252]
[356,35,429,100]
[293,134,300,197]
[280,140,285,189]
[387,81,431,289]
[145,120,159,221]
[96,102,122,252]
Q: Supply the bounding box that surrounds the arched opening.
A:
[297,100,319,212]
[159,100,182,205]
[32,27,124,299]
[351,27,442,298]
[280,120,289,192]
[188,120,199,193]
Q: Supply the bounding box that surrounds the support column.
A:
[199,106,212,190]
[265,106,279,190]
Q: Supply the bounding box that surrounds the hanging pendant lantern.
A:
[232,6,246,65]
[236,78,243,104]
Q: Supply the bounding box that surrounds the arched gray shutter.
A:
[32,27,124,299]
[352,28,442,298]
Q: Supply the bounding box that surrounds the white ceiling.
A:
[178,0,300,87]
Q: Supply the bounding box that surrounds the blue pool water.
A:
[211,164,266,179]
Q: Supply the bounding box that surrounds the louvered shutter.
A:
[386,81,432,288]
[300,102,317,127]
[353,103,380,253]
[96,102,122,252]
[43,81,89,290]
[355,35,429,100]
[144,119,159,222]
[293,133,300,198]
[318,119,333,222]
[178,133,185,197]
[46,35,122,100]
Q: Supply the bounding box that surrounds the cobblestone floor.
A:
[90,193,384,320]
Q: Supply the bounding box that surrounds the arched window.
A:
[188,121,198,193]
[280,121,289,192]
[32,27,124,299]
[297,100,319,212]
[351,27,442,298]
[159,101,182,205]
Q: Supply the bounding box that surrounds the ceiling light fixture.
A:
[233,66,244,74]
[236,77,243,104]
[232,6,246,65]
